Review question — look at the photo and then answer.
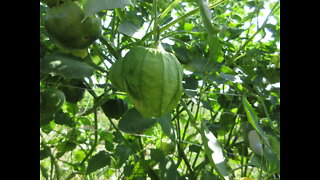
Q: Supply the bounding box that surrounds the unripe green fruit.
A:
[109,46,183,118]
[44,2,102,50]
[101,98,129,120]
[159,142,176,155]
[59,79,86,103]
[109,58,125,92]
[40,88,66,120]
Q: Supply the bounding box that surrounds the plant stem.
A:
[41,134,61,180]
[175,106,181,140]
[107,117,134,152]
[99,36,120,60]
[230,0,280,63]
[194,158,209,173]
[138,136,145,160]
[157,0,181,23]
[153,0,158,43]
[107,117,159,179]
[139,0,227,43]
[65,109,99,179]
[258,97,271,120]
[109,10,117,43]
[225,115,238,147]
[92,43,113,65]
[178,144,195,177]
[82,80,97,99]
[79,109,99,166]
[191,150,200,169]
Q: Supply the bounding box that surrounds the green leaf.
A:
[220,65,236,74]
[219,72,236,82]
[104,140,114,151]
[118,108,158,133]
[40,147,51,160]
[219,21,229,39]
[114,144,134,167]
[200,99,213,111]
[74,150,86,162]
[123,163,134,177]
[242,96,267,143]
[157,0,181,24]
[40,165,49,179]
[158,113,176,143]
[53,110,76,127]
[117,21,145,39]
[200,121,231,179]
[160,160,180,180]
[264,144,280,173]
[81,93,110,116]
[200,171,220,180]
[150,148,166,163]
[266,134,280,158]
[86,151,111,174]
[188,58,215,73]
[83,0,133,19]
[40,53,95,79]
[56,140,77,152]
[249,154,268,171]
[227,28,245,39]
[189,144,201,153]
[173,45,190,64]
[195,0,219,35]
[242,97,280,173]
[183,75,198,90]
[207,35,223,62]
[184,22,194,31]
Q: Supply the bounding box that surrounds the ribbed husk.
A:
[110,46,183,118]
[44,2,101,50]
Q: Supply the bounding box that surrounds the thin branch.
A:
[230,0,280,63]
[79,109,99,166]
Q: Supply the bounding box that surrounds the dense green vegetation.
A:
[40,0,280,179]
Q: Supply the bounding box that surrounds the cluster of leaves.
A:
[40,0,280,179]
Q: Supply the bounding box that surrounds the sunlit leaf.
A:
[83,0,133,19]
[40,53,95,79]
[118,108,158,133]
[208,35,223,62]
[242,97,280,173]
[86,151,111,174]
[184,23,194,31]
[219,72,236,82]
[200,121,231,179]
[242,96,267,142]
[117,21,145,39]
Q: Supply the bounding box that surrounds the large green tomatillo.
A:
[44,2,102,50]
[101,98,129,120]
[109,46,183,118]
[59,79,86,104]
[40,88,66,121]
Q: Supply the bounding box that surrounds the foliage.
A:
[40,0,280,179]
